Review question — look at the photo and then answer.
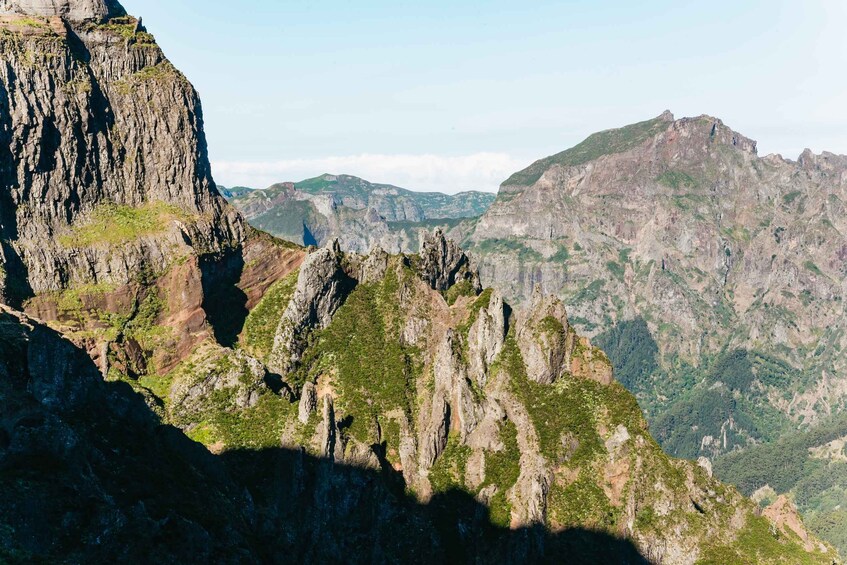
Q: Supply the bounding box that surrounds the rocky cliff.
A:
[0,3,839,562]
[223,173,492,252]
[463,111,847,555]
[466,111,847,448]
[0,0,304,382]
[0,0,244,305]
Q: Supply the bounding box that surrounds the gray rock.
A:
[467,289,506,386]
[697,456,713,478]
[0,0,123,22]
[0,6,244,303]
[417,229,480,292]
[298,382,317,424]
[169,347,267,421]
[318,394,344,461]
[269,241,355,375]
[516,286,572,384]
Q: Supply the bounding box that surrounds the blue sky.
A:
[125,0,847,192]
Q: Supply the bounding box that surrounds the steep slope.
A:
[117,232,832,564]
[224,174,493,252]
[0,0,304,379]
[714,412,847,557]
[468,111,847,447]
[464,111,847,553]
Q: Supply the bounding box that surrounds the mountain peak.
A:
[659,109,675,121]
[0,0,125,22]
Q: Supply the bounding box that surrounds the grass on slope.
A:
[59,201,189,248]
[503,115,670,187]
[240,270,299,362]
[294,262,421,444]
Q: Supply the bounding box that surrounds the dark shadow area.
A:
[0,311,650,564]
[302,222,319,247]
[199,249,249,347]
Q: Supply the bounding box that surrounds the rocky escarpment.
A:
[0,0,123,21]
[223,174,494,253]
[127,232,837,564]
[0,0,244,305]
[463,112,847,555]
[0,1,304,389]
[465,111,847,452]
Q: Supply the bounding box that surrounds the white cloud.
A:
[211,152,528,193]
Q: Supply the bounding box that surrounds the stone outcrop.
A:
[0,0,123,21]
[269,240,355,376]
[417,229,481,292]
[466,290,507,386]
[516,287,572,384]
[168,345,268,422]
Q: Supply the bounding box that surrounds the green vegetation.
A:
[199,394,296,449]
[657,170,698,189]
[481,420,521,527]
[709,348,754,392]
[240,270,299,361]
[714,413,847,557]
[594,318,658,390]
[700,513,829,565]
[606,260,625,281]
[804,260,823,276]
[548,470,617,529]
[504,116,670,186]
[429,433,472,493]
[14,17,50,30]
[444,279,477,306]
[294,265,420,443]
[567,279,605,306]
[89,16,156,47]
[783,191,802,205]
[473,238,544,262]
[59,201,189,248]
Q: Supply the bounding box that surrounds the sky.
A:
[124,0,847,193]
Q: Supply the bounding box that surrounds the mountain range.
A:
[222,174,494,252]
[223,112,847,557]
[0,0,842,562]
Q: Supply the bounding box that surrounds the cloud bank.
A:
[212,152,528,194]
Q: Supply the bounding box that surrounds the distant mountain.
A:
[222,174,495,252]
[462,110,847,556]
[0,3,838,561]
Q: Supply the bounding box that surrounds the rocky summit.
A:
[0,1,842,563]
[460,110,847,556]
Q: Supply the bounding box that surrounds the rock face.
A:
[223,173,495,253]
[0,3,244,303]
[269,240,355,375]
[465,111,847,458]
[417,228,481,292]
[0,0,304,390]
[516,286,573,384]
[0,0,122,21]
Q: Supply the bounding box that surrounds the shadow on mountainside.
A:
[200,249,249,347]
[0,310,650,564]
